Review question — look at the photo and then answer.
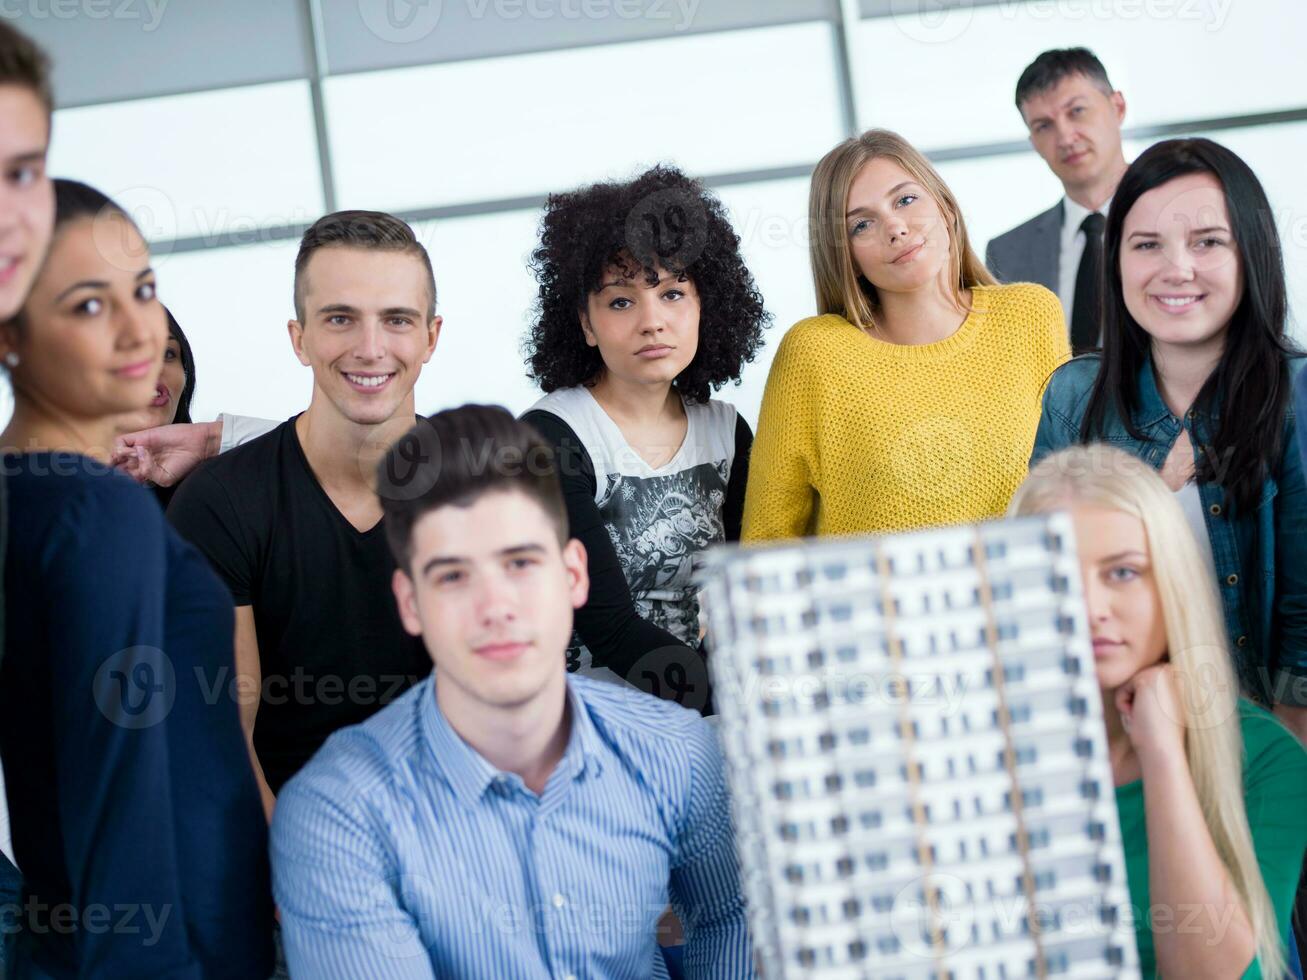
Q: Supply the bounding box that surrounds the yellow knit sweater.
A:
[742,283,1069,540]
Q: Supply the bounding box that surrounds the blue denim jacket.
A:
[1032,354,1307,707]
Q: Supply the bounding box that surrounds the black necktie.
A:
[1071,211,1105,355]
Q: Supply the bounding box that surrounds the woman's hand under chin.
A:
[1115,663,1188,765]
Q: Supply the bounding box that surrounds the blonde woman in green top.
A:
[1011,444,1307,979]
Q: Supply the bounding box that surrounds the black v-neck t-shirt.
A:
[168,417,431,792]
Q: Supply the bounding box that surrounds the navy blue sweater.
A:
[0,454,272,978]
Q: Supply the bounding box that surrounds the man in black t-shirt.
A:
[169,211,441,815]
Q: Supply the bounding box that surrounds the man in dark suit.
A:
[986,48,1129,353]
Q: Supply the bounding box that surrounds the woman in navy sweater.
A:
[0,180,272,978]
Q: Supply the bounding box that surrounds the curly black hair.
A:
[525,165,769,404]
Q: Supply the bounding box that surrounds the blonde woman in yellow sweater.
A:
[742,129,1070,539]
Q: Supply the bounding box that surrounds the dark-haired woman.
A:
[157,309,196,426]
[522,165,768,712]
[0,179,272,977]
[114,307,197,507]
[148,309,195,508]
[1032,138,1307,743]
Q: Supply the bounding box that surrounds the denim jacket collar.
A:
[1135,356,1174,428]
[1135,352,1222,430]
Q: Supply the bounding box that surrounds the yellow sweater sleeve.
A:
[742,322,823,542]
[1040,290,1072,369]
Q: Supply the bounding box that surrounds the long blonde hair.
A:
[1010,444,1285,978]
[807,128,996,333]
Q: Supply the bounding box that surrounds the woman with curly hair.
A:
[522,165,768,710]
[742,129,1070,539]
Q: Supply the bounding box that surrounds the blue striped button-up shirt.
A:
[270,673,753,979]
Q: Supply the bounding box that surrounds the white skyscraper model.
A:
[701,513,1140,979]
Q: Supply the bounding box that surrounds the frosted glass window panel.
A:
[410,211,543,417]
[16,2,310,107]
[851,0,1307,151]
[935,153,1065,268]
[715,177,815,429]
[322,0,835,74]
[325,22,845,212]
[49,83,325,244]
[935,138,1151,267]
[153,241,308,424]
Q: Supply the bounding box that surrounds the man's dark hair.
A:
[293,210,437,323]
[379,405,569,573]
[1015,47,1114,111]
[0,20,53,119]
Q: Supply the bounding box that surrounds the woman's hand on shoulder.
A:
[1116,663,1188,765]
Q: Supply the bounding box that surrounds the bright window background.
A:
[152,240,305,424]
[4,0,1304,434]
[410,210,542,419]
[48,82,325,242]
[326,22,845,212]
[853,1,1307,148]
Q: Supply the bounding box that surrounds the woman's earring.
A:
[3,352,18,368]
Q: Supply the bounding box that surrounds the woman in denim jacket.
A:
[1032,138,1307,743]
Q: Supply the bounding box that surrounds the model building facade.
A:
[701,514,1140,980]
